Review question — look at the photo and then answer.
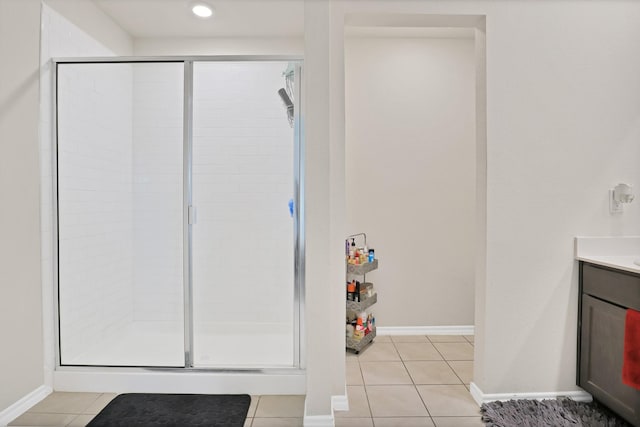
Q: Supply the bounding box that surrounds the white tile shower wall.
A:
[191,62,294,325]
[56,62,134,363]
[131,64,184,322]
[41,4,135,363]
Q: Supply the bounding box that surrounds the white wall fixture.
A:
[610,183,635,214]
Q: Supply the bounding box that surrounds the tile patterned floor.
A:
[338,334,481,427]
[8,335,480,427]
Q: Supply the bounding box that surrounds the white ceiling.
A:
[91,1,475,40]
[92,0,304,38]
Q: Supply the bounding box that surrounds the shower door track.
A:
[51,55,305,373]
[55,366,307,375]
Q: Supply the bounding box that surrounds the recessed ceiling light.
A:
[192,3,214,19]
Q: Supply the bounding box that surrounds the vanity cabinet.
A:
[578,262,640,426]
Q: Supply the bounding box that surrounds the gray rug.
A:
[481,398,631,427]
[86,393,251,427]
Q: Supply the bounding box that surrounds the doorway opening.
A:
[343,15,487,365]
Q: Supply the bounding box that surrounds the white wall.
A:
[39,0,132,374]
[329,0,640,400]
[345,35,476,327]
[0,0,44,414]
[480,0,640,395]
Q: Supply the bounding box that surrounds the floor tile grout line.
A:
[349,350,374,420]
[432,341,474,363]
[428,335,471,345]
[446,359,474,387]
[431,342,481,420]
[362,375,374,421]
[87,392,104,409]
[357,358,366,387]
[436,341,474,383]
[66,413,91,427]
[403,357,465,387]
[444,359,467,388]
[389,335,432,345]
[362,339,424,422]
[26,391,105,418]
[365,382,453,386]
[373,415,465,418]
[246,395,260,424]
[389,339,460,391]
[393,339,434,421]
[432,341,469,387]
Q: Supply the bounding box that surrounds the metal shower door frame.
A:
[52,56,305,372]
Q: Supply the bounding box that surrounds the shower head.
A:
[278,88,294,127]
[278,88,293,108]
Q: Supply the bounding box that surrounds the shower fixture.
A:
[278,88,294,127]
[278,63,295,128]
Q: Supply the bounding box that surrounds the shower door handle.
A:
[188,205,196,225]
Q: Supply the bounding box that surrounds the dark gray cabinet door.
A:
[580,294,640,425]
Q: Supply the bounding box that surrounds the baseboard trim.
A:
[0,385,52,427]
[303,397,335,427]
[377,325,474,336]
[470,382,592,405]
[469,382,483,405]
[303,414,334,427]
[331,394,349,412]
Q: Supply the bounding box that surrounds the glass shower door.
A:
[57,62,185,367]
[191,61,298,368]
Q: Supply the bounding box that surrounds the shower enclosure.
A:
[54,58,303,370]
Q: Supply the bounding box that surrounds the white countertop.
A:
[575,236,640,274]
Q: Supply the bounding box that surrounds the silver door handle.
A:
[188,205,196,225]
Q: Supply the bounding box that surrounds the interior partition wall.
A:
[54,58,303,370]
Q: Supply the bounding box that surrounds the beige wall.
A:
[0,0,44,413]
[43,0,132,55]
[345,35,476,327]
[332,0,640,398]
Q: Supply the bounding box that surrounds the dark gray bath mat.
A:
[481,398,630,426]
[86,393,251,427]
